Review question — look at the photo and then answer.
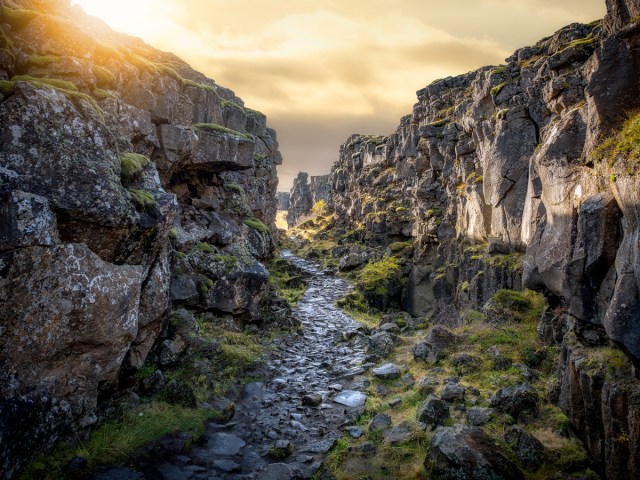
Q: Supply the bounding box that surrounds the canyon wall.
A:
[299,0,640,476]
[0,0,282,476]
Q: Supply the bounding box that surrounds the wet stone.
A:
[345,426,364,438]
[334,390,367,407]
[206,433,246,456]
[372,363,401,379]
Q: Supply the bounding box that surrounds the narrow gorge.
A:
[1,0,640,479]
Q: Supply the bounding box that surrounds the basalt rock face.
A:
[0,0,281,476]
[287,172,331,227]
[323,1,640,476]
[276,191,290,210]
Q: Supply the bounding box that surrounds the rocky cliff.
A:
[0,0,282,476]
[287,172,331,227]
[298,0,640,476]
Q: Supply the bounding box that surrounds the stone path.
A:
[95,251,369,480]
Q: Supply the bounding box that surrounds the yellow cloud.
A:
[72,0,606,189]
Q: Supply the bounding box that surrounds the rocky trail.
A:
[94,251,370,480]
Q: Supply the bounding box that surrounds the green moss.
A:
[120,152,150,178]
[213,254,237,269]
[168,228,178,240]
[0,79,16,96]
[489,289,545,324]
[196,242,213,254]
[490,82,507,96]
[336,290,383,329]
[93,65,116,87]
[357,256,401,296]
[559,36,596,53]
[225,182,245,195]
[199,278,214,294]
[20,402,214,479]
[459,281,470,293]
[192,122,253,141]
[594,111,640,173]
[128,188,156,208]
[268,257,307,307]
[490,66,506,75]
[0,25,14,51]
[12,74,78,92]
[426,118,448,127]
[27,55,60,68]
[244,217,270,235]
[1,7,40,29]
[182,78,216,92]
[92,88,116,100]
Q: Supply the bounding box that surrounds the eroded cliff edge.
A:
[0,0,285,476]
[291,1,640,477]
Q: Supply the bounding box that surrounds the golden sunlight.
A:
[71,0,162,38]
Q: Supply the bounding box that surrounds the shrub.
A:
[120,152,150,178]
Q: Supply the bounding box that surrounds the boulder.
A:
[491,383,539,420]
[416,395,450,426]
[504,425,545,472]
[426,425,524,480]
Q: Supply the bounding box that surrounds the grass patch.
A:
[93,65,116,88]
[225,183,244,195]
[20,402,214,480]
[27,55,60,68]
[594,111,640,173]
[0,79,16,96]
[120,152,150,179]
[12,74,78,92]
[244,217,270,235]
[128,189,156,208]
[490,82,507,96]
[196,242,213,254]
[336,290,383,329]
[268,256,307,306]
[356,256,401,297]
[192,123,253,141]
[1,7,40,29]
[487,289,545,324]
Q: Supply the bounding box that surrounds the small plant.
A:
[196,242,213,253]
[120,152,150,178]
[128,189,155,208]
[594,111,640,173]
[225,183,244,194]
[169,228,178,240]
[490,82,507,96]
[199,278,214,294]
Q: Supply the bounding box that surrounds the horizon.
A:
[72,0,606,190]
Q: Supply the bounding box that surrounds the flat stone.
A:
[372,363,401,379]
[302,437,337,453]
[389,398,402,408]
[334,390,367,407]
[468,407,494,426]
[256,463,302,480]
[369,413,392,430]
[212,459,241,473]
[345,426,364,438]
[207,432,246,456]
[441,383,465,402]
[384,424,412,444]
[328,383,343,391]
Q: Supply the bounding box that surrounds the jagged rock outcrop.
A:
[0,0,282,476]
[287,172,331,227]
[276,192,290,210]
[297,0,640,476]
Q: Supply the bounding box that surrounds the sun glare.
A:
[70,0,157,38]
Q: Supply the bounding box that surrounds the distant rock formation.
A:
[0,0,282,475]
[276,191,290,210]
[287,172,331,227]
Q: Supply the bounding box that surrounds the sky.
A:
[72,0,606,190]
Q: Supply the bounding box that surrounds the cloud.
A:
[73,0,607,189]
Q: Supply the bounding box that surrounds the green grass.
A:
[490,82,507,96]
[357,256,401,296]
[336,290,383,329]
[196,242,214,253]
[27,55,60,68]
[244,217,270,235]
[1,7,40,29]
[192,123,253,141]
[268,257,307,306]
[12,75,78,92]
[0,79,16,96]
[225,183,245,194]
[594,111,640,173]
[120,152,150,178]
[91,88,116,100]
[20,402,214,480]
[93,65,116,88]
[487,289,545,323]
[128,189,156,208]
